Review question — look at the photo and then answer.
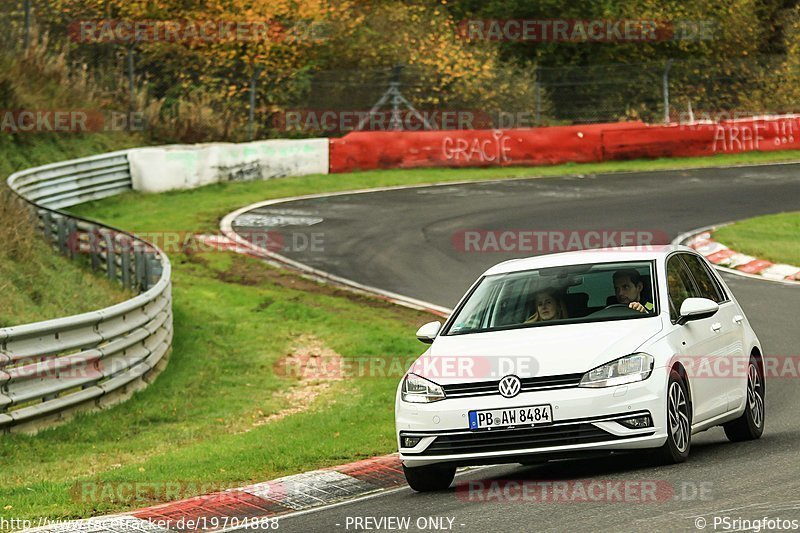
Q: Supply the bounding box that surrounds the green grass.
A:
[3,148,800,523]
[0,133,147,326]
[713,211,800,265]
[0,238,133,327]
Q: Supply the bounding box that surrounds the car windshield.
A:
[446,260,657,336]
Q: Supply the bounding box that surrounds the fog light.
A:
[401,436,421,448]
[618,415,652,429]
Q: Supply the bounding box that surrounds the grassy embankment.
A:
[0,135,144,326]
[713,212,800,266]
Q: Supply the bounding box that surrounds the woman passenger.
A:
[525,288,569,323]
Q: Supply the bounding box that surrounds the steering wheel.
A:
[602,304,632,310]
[589,303,642,318]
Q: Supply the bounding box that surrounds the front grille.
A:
[441,373,583,398]
[404,423,645,456]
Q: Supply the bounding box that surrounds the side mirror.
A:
[416,321,442,344]
[677,297,719,325]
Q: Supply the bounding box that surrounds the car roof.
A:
[483,245,693,276]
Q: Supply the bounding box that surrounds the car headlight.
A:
[579,353,654,388]
[401,373,445,403]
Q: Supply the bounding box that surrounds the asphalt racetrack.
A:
[231,163,800,532]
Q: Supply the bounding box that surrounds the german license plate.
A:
[468,405,553,430]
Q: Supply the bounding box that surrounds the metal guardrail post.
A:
[67,218,78,260]
[42,211,53,243]
[142,253,151,290]
[150,260,163,290]
[663,59,674,124]
[103,231,116,282]
[134,246,145,291]
[121,239,131,289]
[56,215,67,255]
[89,228,101,272]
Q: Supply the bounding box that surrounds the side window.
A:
[452,280,498,332]
[493,278,533,326]
[681,254,725,303]
[666,256,701,321]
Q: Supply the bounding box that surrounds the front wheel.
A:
[403,464,456,492]
[655,370,691,464]
[723,356,765,442]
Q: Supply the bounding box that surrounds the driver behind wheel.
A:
[613,269,654,313]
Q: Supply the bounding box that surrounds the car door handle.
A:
[711,322,722,332]
[733,315,744,324]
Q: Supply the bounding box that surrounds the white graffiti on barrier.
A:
[712,119,796,152]
[442,130,512,163]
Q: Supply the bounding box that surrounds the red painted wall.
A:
[329,122,645,173]
[329,115,800,173]
[603,116,800,160]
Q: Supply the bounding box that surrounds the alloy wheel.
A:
[747,362,765,430]
[668,380,690,453]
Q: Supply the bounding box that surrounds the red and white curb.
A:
[676,226,800,284]
[25,455,407,532]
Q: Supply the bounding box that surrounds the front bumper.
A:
[396,367,669,468]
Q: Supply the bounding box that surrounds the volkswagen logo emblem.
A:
[498,375,521,398]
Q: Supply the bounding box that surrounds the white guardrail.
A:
[2,151,172,433]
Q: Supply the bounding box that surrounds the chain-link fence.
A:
[539,55,800,125]
[3,2,800,143]
[158,57,799,137]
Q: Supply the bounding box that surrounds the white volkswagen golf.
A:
[396,246,765,492]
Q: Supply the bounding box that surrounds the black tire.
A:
[723,355,765,442]
[403,464,456,492]
[655,370,692,464]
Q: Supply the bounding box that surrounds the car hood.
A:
[418,318,664,384]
